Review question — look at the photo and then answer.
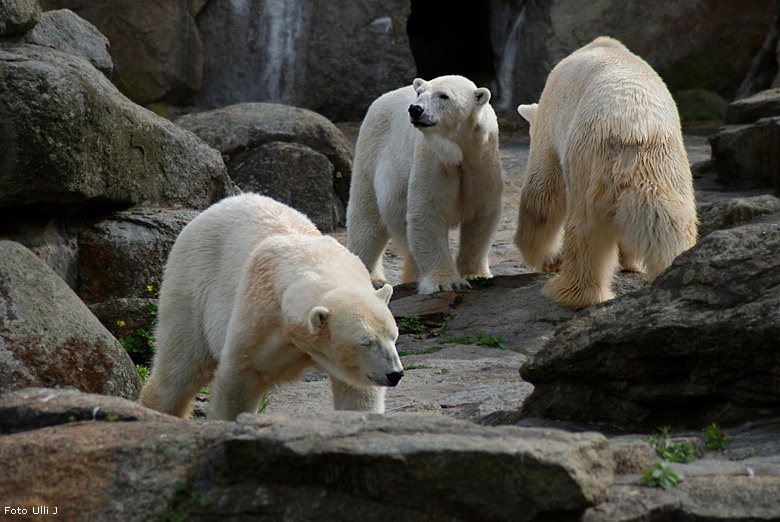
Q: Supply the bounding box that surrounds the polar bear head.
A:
[408,75,493,164]
[306,283,404,389]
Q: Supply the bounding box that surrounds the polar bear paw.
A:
[418,273,471,294]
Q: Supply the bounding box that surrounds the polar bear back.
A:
[540,37,682,155]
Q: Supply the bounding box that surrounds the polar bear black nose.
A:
[408,104,423,118]
[386,371,404,386]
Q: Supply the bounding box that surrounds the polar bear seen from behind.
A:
[346,75,503,294]
[140,194,403,420]
[515,37,698,309]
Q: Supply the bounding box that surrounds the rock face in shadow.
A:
[0,243,141,398]
[520,223,780,430]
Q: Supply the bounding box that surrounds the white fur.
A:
[140,194,403,420]
[514,37,698,309]
[346,75,503,294]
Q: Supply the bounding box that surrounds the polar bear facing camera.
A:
[140,194,403,421]
[346,75,503,294]
[515,37,698,309]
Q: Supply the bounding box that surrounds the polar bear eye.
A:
[360,339,374,347]
[439,93,449,100]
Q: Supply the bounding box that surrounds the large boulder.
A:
[0,388,614,521]
[519,223,780,430]
[177,103,354,230]
[0,44,237,211]
[24,9,112,78]
[0,242,142,398]
[709,116,780,190]
[38,0,204,105]
[491,0,772,110]
[0,0,40,37]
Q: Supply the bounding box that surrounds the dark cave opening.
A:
[407,0,496,88]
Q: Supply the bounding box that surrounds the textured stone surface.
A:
[39,0,204,104]
[520,224,780,430]
[0,45,237,210]
[25,9,112,77]
[0,388,614,522]
[698,194,780,236]
[710,116,780,190]
[0,0,40,36]
[726,87,780,124]
[178,103,353,228]
[0,242,141,398]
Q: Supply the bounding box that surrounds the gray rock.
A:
[709,117,780,191]
[230,141,341,231]
[0,45,238,210]
[39,0,204,105]
[0,387,614,522]
[0,242,142,398]
[519,223,780,430]
[492,0,770,110]
[194,0,415,121]
[25,9,112,78]
[698,194,780,236]
[178,103,353,228]
[727,87,780,124]
[0,0,40,37]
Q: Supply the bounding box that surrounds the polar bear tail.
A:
[612,144,698,282]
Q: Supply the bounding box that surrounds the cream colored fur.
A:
[346,75,503,294]
[140,194,403,420]
[515,36,698,309]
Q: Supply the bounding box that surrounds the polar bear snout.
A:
[384,370,404,387]
[409,104,435,127]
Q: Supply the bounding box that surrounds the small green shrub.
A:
[641,460,681,490]
[398,315,426,334]
[403,364,431,371]
[442,333,508,350]
[650,426,695,463]
[398,346,443,357]
[136,365,150,383]
[703,423,731,451]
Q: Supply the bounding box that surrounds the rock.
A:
[519,223,780,430]
[177,103,353,229]
[674,89,728,125]
[492,0,771,110]
[39,0,204,105]
[0,387,614,521]
[736,0,780,98]
[194,0,415,121]
[698,194,780,236]
[0,0,40,37]
[25,9,112,78]
[726,87,780,124]
[0,242,142,398]
[0,45,238,211]
[229,142,341,231]
[709,116,780,190]
[75,209,198,306]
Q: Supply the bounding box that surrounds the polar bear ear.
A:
[517,103,538,125]
[475,87,491,106]
[376,283,393,305]
[308,306,330,334]
[413,78,428,93]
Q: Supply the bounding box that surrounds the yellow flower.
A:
[147,285,154,293]
[117,320,126,327]
[147,339,153,346]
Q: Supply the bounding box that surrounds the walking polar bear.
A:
[515,37,698,309]
[346,75,503,294]
[140,194,403,421]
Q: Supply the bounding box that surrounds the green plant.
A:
[734,449,756,461]
[259,392,270,414]
[650,426,695,463]
[440,369,449,374]
[703,423,731,451]
[442,333,508,350]
[398,346,443,357]
[117,284,159,366]
[136,364,151,384]
[641,461,681,490]
[398,315,426,335]
[160,482,212,522]
[403,364,431,371]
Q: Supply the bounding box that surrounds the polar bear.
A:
[515,37,698,309]
[140,194,404,421]
[346,75,503,294]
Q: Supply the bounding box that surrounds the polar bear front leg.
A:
[331,377,386,413]
[457,196,502,280]
[209,359,268,421]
